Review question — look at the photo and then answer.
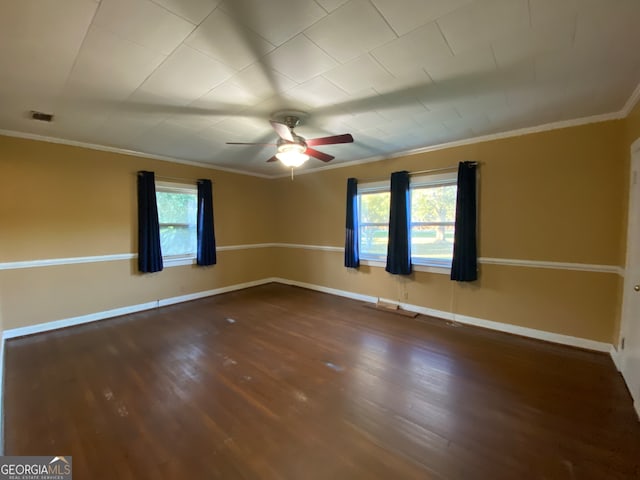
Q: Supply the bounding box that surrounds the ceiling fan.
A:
[226,111,354,168]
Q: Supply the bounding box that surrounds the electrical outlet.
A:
[621,337,625,350]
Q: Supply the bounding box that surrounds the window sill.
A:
[360,259,451,275]
[163,256,196,268]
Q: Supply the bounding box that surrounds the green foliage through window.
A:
[357,179,457,266]
[156,189,197,257]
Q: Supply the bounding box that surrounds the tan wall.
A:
[0,115,634,344]
[0,136,276,329]
[272,121,627,343]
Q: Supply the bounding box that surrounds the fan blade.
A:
[270,120,294,142]
[306,133,354,146]
[266,156,278,163]
[226,142,277,145]
[306,148,334,162]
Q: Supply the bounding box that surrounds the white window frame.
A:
[410,172,457,270]
[155,181,197,267]
[357,180,390,263]
[356,172,458,274]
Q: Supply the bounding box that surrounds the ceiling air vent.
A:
[30,111,54,122]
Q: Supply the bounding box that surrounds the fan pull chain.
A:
[291,168,295,181]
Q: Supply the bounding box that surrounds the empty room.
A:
[1,0,640,478]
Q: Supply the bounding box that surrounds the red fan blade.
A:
[266,156,278,163]
[306,148,334,162]
[226,142,277,145]
[306,133,353,147]
[270,120,294,142]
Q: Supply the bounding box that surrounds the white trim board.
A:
[5,275,613,354]
[3,79,639,181]
[0,244,624,276]
[274,277,613,353]
[0,253,136,270]
[276,111,625,179]
[2,278,275,339]
[0,129,271,179]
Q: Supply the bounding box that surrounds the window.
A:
[410,173,457,267]
[358,182,390,261]
[155,182,197,262]
[357,172,457,269]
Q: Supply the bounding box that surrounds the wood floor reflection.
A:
[5,283,640,479]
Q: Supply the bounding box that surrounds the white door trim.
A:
[619,138,640,419]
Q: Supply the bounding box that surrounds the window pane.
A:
[159,225,197,256]
[156,192,197,224]
[411,185,457,223]
[359,225,389,258]
[360,192,390,223]
[156,190,197,256]
[359,191,390,259]
[411,225,454,263]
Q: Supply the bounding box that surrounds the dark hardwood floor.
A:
[4,283,640,479]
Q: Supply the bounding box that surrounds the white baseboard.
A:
[274,278,613,353]
[0,276,628,451]
[3,278,276,339]
[610,346,622,371]
[273,277,378,303]
[157,278,277,307]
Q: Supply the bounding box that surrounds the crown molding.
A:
[0,129,272,179]
[2,80,639,180]
[273,110,625,179]
[621,81,640,117]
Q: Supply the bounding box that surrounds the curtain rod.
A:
[356,162,478,183]
[137,172,212,185]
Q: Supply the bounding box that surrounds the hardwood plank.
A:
[5,283,640,479]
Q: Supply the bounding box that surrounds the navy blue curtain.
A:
[386,171,412,275]
[451,162,478,282]
[344,178,360,268]
[137,171,163,273]
[197,179,217,266]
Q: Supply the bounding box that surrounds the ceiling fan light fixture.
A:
[276,143,309,167]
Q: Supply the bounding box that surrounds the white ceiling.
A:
[1,0,639,175]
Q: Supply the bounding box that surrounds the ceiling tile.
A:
[185,9,275,70]
[63,26,167,101]
[424,46,497,84]
[93,110,170,147]
[0,0,97,97]
[266,35,338,83]
[324,55,394,95]
[227,64,298,101]
[137,45,236,104]
[305,0,397,63]
[437,0,530,54]
[414,107,461,125]
[372,70,432,95]
[371,22,452,77]
[283,77,350,108]
[93,0,196,55]
[574,0,640,53]
[314,0,350,13]
[529,0,578,27]
[370,0,473,36]
[190,82,262,113]
[129,120,204,157]
[218,0,326,46]
[150,0,221,24]
[492,18,575,69]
